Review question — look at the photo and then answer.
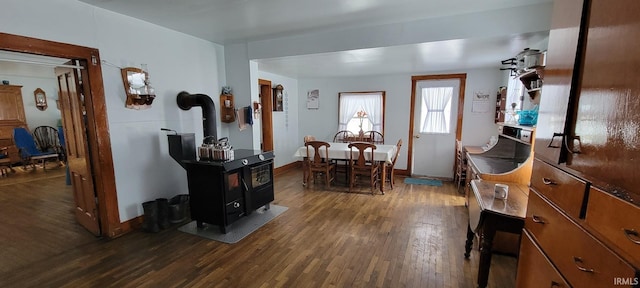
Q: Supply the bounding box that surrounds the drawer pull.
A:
[531,215,546,224]
[623,228,640,244]
[572,256,594,273]
[550,281,562,287]
[542,178,556,185]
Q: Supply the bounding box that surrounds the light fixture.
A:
[34,88,48,111]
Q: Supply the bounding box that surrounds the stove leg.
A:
[264,203,271,211]
[196,220,204,228]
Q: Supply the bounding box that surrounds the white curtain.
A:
[338,92,383,132]
[338,94,362,131]
[360,93,383,133]
[421,87,452,134]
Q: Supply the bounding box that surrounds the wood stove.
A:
[182,149,274,233]
[165,91,275,233]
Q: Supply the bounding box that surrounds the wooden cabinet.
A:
[565,0,640,201]
[585,186,640,266]
[0,85,27,164]
[530,158,587,219]
[219,93,235,123]
[516,230,570,288]
[0,85,26,123]
[532,0,586,164]
[516,0,640,286]
[517,69,544,100]
[525,191,636,288]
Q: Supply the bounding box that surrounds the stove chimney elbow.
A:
[176,91,218,140]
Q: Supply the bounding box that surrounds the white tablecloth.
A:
[293,142,397,164]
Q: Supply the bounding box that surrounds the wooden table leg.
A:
[477,225,496,288]
[302,158,308,186]
[464,225,474,258]
[379,162,386,194]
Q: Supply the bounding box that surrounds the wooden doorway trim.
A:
[258,79,274,152]
[0,32,121,238]
[407,73,466,175]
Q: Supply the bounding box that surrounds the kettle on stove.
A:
[198,136,234,161]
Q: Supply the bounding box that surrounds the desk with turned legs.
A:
[464,180,528,288]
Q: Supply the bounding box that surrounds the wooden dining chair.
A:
[305,141,336,188]
[454,139,467,192]
[384,138,402,189]
[301,135,317,184]
[0,146,13,177]
[363,131,384,144]
[333,130,355,143]
[348,142,380,194]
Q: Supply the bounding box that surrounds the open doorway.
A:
[0,57,100,274]
[0,32,121,238]
[258,79,274,152]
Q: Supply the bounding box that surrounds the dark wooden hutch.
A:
[515,0,640,287]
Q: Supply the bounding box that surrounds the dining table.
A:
[293,142,397,193]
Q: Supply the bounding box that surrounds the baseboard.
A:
[274,161,302,176]
[395,169,410,176]
[118,215,143,236]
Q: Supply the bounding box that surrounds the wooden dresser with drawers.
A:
[0,85,27,165]
[515,0,640,287]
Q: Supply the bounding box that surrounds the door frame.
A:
[258,79,274,152]
[408,73,466,176]
[0,32,121,238]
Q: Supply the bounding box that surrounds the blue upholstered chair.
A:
[13,127,60,170]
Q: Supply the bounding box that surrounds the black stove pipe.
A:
[176,91,218,140]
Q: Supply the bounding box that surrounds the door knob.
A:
[414,135,420,139]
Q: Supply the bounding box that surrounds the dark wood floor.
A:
[0,167,517,287]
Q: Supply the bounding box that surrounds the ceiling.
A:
[25,0,552,78]
[255,32,548,78]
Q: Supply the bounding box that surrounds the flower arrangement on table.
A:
[357,110,367,137]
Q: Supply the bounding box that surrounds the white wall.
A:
[298,68,503,171]
[1,0,225,222]
[224,43,256,150]
[255,71,299,168]
[0,65,62,129]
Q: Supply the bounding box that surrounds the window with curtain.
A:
[506,75,524,112]
[420,86,453,134]
[338,91,385,135]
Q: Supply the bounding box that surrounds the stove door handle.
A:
[242,178,249,192]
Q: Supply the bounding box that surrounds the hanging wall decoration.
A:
[273,84,284,111]
[307,89,319,109]
[121,64,155,110]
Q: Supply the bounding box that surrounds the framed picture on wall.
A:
[307,89,319,109]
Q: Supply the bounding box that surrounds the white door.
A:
[412,79,460,178]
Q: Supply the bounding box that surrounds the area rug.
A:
[404,178,443,186]
[178,204,288,244]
